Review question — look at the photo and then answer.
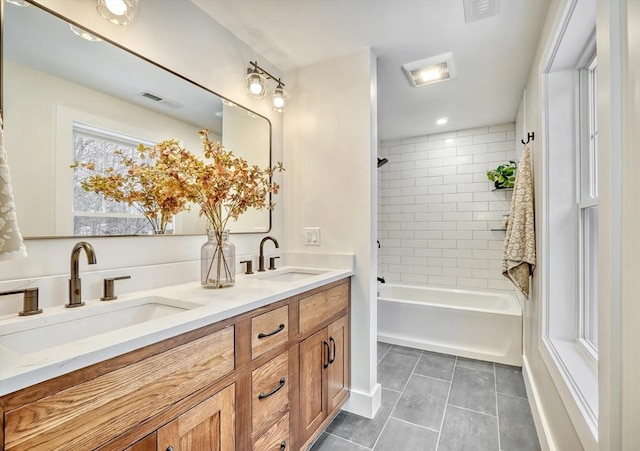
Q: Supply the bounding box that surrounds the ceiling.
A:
[192,0,550,142]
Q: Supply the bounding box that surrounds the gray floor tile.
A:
[378,351,419,392]
[438,406,499,451]
[496,363,527,399]
[377,342,391,363]
[310,433,371,451]
[326,388,400,448]
[456,356,495,373]
[373,418,438,451]
[389,344,423,357]
[498,394,541,451]
[391,374,450,430]
[414,350,456,381]
[448,366,497,415]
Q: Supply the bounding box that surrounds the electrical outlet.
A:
[304,227,321,246]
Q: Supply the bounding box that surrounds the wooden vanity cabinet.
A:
[0,277,350,451]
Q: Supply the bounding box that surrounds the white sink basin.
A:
[0,296,202,354]
[254,268,329,283]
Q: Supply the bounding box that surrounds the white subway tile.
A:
[388,230,415,239]
[415,248,443,257]
[389,178,416,188]
[472,268,503,280]
[489,123,515,132]
[443,193,473,203]
[428,240,457,249]
[402,222,429,231]
[443,249,472,259]
[473,152,507,164]
[402,168,430,178]
[443,212,473,221]
[473,132,507,144]
[429,184,457,195]
[457,182,489,193]
[389,264,415,274]
[488,240,505,250]
[385,170,405,180]
[472,250,503,260]
[402,135,430,145]
[488,279,515,291]
[488,140,516,152]
[389,213,415,222]
[443,231,473,240]
[415,140,444,151]
[456,144,489,155]
[381,188,402,197]
[428,131,457,141]
[401,239,430,248]
[389,248,415,256]
[401,274,429,284]
[456,163,490,174]
[443,174,474,184]
[415,194,444,204]
[388,195,415,205]
[456,277,489,288]
[444,155,474,166]
[402,204,429,213]
[415,158,444,168]
[428,275,457,286]
[474,173,493,182]
[428,222,457,231]
[473,211,506,220]
[506,130,515,140]
[427,148,458,159]
[456,240,489,250]
[414,266,443,276]
[443,267,473,277]
[428,257,457,267]
[428,166,458,176]
[380,138,402,147]
[415,231,443,239]
[381,255,401,264]
[402,186,431,196]
[457,202,488,211]
[415,176,444,186]
[390,161,416,171]
[401,256,428,266]
[429,203,457,212]
[489,201,511,211]
[457,126,489,136]
[472,192,503,202]
[473,230,505,240]
[442,136,474,148]
[457,259,489,269]
[415,212,444,222]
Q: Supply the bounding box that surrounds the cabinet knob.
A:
[166,446,174,451]
[280,441,287,450]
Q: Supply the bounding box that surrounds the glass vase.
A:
[201,229,236,288]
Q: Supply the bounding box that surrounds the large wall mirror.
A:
[1,1,272,238]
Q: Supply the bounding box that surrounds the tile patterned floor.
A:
[311,342,541,451]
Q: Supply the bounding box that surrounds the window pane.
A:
[582,205,598,350]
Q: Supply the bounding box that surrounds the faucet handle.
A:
[268,256,280,271]
[240,260,254,275]
[0,288,42,316]
[100,276,131,301]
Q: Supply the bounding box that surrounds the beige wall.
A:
[284,49,380,417]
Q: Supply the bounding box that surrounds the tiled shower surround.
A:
[378,123,517,291]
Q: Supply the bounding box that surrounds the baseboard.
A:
[342,383,382,419]
[522,354,555,451]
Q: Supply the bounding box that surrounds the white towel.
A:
[0,115,28,260]
[502,145,535,297]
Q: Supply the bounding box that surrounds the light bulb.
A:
[105,0,127,15]
[271,86,288,112]
[420,68,441,83]
[273,94,285,109]
[250,79,264,95]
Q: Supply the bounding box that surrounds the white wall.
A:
[0,0,284,301]
[378,124,517,291]
[284,49,380,418]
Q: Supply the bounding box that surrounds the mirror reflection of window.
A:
[72,123,163,236]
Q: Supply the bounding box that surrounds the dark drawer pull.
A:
[280,441,287,450]
[257,322,285,339]
[258,377,286,399]
[329,337,336,364]
[323,340,330,369]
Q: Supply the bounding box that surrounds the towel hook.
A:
[521,132,534,145]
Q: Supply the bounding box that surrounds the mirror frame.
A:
[0,0,274,239]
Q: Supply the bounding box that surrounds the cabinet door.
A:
[298,329,328,442]
[124,432,157,451]
[327,315,350,412]
[158,384,235,451]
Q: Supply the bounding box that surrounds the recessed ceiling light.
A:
[402,53,457,88]
[437,118,448,125]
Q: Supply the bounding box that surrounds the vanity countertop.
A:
[0,265,353,397]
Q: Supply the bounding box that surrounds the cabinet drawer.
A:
[252,352,289,436]
[252,305,289,360]
[4,326,235,451]
[299,282,349,336]
[253,412,289,451]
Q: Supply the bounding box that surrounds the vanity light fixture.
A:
[245,61,288,112]
[96,0,138,26]
[402,52,457,87]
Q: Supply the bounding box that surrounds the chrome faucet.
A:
[67,241,97,308]
[258,236,279,272]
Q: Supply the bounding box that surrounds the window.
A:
[72,123,160,235]
[578,56,598,355]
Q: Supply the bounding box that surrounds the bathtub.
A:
[378,284,522,366]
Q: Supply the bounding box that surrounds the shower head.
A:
[377,158,389,168]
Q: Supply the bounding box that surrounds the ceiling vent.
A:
[463,0,499,23]
[402,52,457,88]
[139,91,184,109]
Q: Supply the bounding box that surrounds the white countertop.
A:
[0,266,353,396]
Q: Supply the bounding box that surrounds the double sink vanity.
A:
[0,262,353,451]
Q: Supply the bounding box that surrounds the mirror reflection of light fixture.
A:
[5,0,30,6]
[96,0,138,26]
[69,24,103,42]
[245,61,288,112]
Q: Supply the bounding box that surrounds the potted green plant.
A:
[486,161,517,189]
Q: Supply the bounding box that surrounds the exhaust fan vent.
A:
[463,0,499,23]
[141,92,162,102]
[139,91,184,110]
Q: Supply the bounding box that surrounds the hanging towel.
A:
[0,115,28,260]
[502,145,535,297]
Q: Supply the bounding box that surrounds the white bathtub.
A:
[378,284,523,366]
